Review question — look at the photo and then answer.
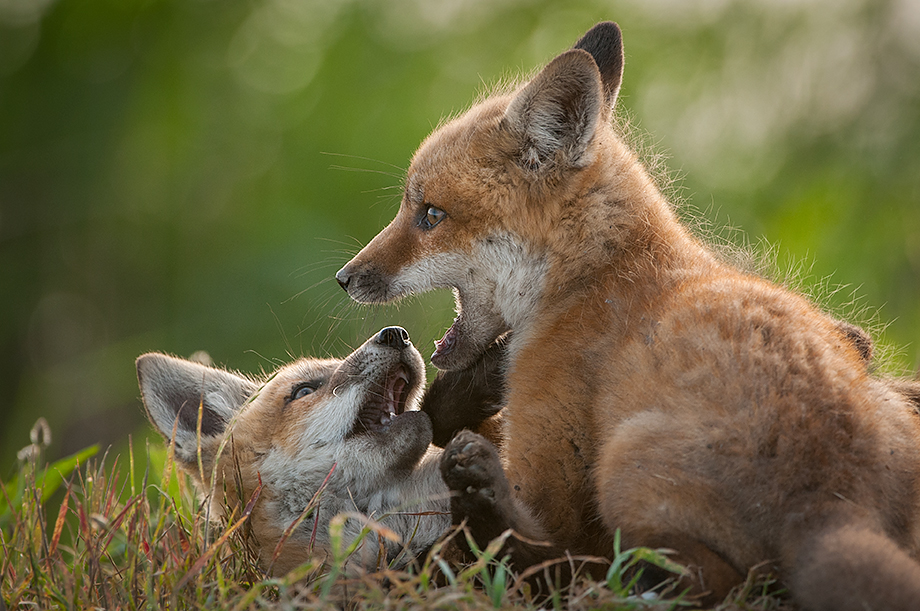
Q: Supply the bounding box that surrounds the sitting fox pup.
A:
[138,327,455,574]
[336,21,920,611]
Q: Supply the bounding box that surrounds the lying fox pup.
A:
[336,21,920,610]
[138,326,454,575]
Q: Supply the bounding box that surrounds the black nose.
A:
[376,326,410,349]
[335,268,350,291]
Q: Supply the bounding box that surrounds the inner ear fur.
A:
[136,353,257,463]
[503,49,604,172]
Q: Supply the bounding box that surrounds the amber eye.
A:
[423,205,446,229]
[290,383,317,401]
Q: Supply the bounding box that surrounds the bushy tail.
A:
[787,520,920,611]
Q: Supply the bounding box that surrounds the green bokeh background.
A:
[2,0,919,466]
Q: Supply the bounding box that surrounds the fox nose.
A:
[335,267,351,291]
[376,326,410,349]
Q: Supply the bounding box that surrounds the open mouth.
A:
[432,315,461,364]
[350,365,412,436]
[430,292,508,371]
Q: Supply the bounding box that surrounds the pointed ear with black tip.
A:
[136,353,258,465]
[572,21,624,108]
[504,49,604,172]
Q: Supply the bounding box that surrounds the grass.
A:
[1,419,794,610]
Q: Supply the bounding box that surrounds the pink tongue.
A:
[391,377,407,413]
[433,323,458,360]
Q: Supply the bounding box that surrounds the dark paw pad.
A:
[441,431,506,510]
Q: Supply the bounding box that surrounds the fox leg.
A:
[598,507,746,605]
[440,430,559,568]
[594,413,753,604]
[621,530,745,606]
[422,336,508,447]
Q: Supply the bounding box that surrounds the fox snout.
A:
[335,267,350,290]
[334,262,369,297]
[375,325,410,349]
[336,254,396,304]
[336,212,424,304]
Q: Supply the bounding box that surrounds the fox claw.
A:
[442,430,506,511]
[441,430,516,548]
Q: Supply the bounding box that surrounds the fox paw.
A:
[441,430,509,517]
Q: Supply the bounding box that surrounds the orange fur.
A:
[338,22,920,609]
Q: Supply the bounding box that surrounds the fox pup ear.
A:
[504,48,604,172]
[572,21,624,109]
[136,353,257,464]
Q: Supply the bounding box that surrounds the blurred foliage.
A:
[1,0,919,465]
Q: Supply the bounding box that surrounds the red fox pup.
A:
[337,21,920,610]
[137,327,449,575]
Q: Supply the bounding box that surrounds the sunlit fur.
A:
[338,22,920,610]
[137,332,449,575]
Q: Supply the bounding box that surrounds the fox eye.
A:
[422,205,446,229]
[290,383,317,401]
